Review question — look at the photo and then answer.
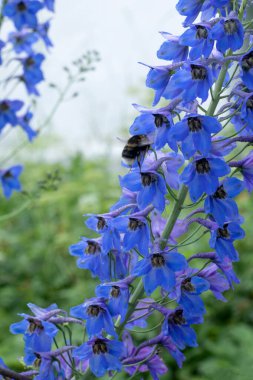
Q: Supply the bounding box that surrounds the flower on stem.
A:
[18,110,38,141]
[8,29,38,54]
[0,165,23,198]
[10,303,60,365]
[72,338,123,377]
[3,0,44,31]
[204,177,245,225]
[211,15,244,53]
[179,23,214,60]
[96,281,130,322]
[163,63,215,103]
[180,155,230,202]
[70,298,116,338]
[132,251,187,295]
[176,0,204,26]
[34,347,74,380]
[198,263,230,301]
[20,53,45,95]
[172,114,222,158]
[157,33,188,62]
[0,99,23,132]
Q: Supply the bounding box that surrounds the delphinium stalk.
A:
[2,0,253,379]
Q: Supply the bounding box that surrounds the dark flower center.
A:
[213,185,227,199]
[242,51,253,71]
[224,19,237,35]
[17,1,27,11]
[195,158,210,174]
[182,278,195,292]
[170,309,186,325]
[110,286,121,298]
[151,253,165,268]
[141,173,157,186]
[246,96,253,109]
[0,101,10,112]
[92,339,108,355]
[191,64,207,80]
[196,25,208,39]
[217,226,230,238]
[97,217,107,230]
[154,114,170,128]
[128,218,144,231]
[188,117,202,132]
[85,240,101,255]
[25,57,35,67]
[87,305,102,317]
[27,318,43,333]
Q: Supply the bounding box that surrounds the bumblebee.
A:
[121,134,151,167]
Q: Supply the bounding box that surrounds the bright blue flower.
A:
[0,99,23,132]
[162,309,198,350]
[163,63,215,103]
[176,0,203,26]
[85,214,121,253]
[18,111,38,141]
[120,169,167,213]
[70,298,116,338]
[69,237,111,281]
[72,338,123,377]
[132,251,187,295]
[8,30,38,54]
[180,155,230,202]
[20,53,45,95]
[172,114,221,158]
[0,165,23,198]
[129,103,177,151]
[241,50,253,90]
[179,276,209,318]
[204,177,245,225]
[10,303,59,365]
[3,0,43,30]
[211,16,244,53]
[157,33,188,62]
[96,282,129,322]
[144,64,174,106]
[179,23,214,60]
[115,215,150,255]
[209,222,245,262]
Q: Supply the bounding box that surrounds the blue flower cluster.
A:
[0,0,55,199]
[2,0,253,379]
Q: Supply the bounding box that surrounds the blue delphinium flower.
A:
[157,33,188,62]
[0,165,23,198]
[20,53,45,94]
[132,251,187,295]
[69,237,111,281]
[3,0,44,30]
[211,16,244,53]
[18,111,38,141]
[73,338,123,377]
[96,281,130,322]
[85,214,121,253]
[34,350,68,380]
[198,263,230,301]
[9,30,38,54]
[172,114,221,158]
[204,177,245,225]
[0,99,23,132]
[179,23,214,60]
[163,63,215,103]
[10,303,59,365]
[180,155,230,201]
[162,308,198,349]
[209,222,245,262]
[129,103,177,151]
[144,63,175,106]
[176,0,203,26]
[241,50,253,90]
[120,169,167,213]
[70,298,116,338]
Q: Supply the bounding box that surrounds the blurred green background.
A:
[0,148,253,380]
